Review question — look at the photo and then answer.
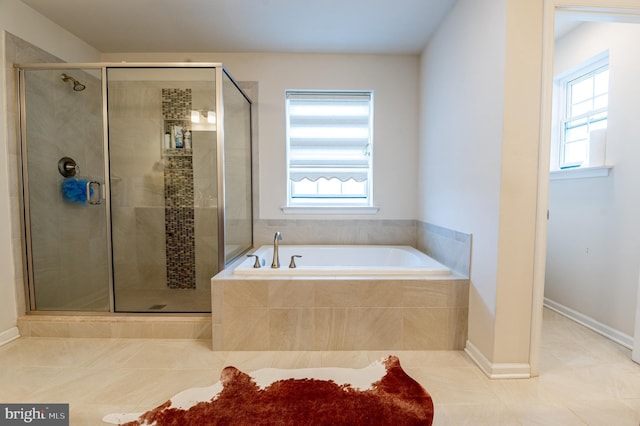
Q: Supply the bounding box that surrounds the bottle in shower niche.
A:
[173,125,184,149]
[184,129,192,150]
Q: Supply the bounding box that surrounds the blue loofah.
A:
[62,178,91,204]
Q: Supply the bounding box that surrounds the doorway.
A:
[534,3,640,373]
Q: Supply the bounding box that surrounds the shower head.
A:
[60,73,86,91]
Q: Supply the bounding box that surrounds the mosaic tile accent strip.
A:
[163,88,196,289]
[162,88,191,120]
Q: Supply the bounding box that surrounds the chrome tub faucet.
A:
[271,231,282,268]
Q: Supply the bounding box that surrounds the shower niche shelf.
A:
[163,148,193,157]
[163,118,192,153]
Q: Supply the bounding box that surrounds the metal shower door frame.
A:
[15,62,251,314]
[16,64,112,312]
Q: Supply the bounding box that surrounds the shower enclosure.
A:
[16,63,252,313]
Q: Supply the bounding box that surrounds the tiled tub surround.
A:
[212,270,469,351]
[253,219,418,248]
[416,221,472,276]
[254,219,472,276]
[215,222,470,351]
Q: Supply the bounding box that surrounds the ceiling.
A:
[19,0,459,55]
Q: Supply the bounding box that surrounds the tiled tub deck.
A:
[211,272,469,351]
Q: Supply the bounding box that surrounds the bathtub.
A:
[212,244,468,351]
[233,245,451,276]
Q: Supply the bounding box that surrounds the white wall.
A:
[419,0,505,358]
[103,52,420,221]
[546,22,640,337]
[0,0,100,343]
[420,0,543,373]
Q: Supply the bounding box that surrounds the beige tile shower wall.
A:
[190,99,218,285]
[110,81,219,293]
[109,80,167,291]
[212,276,468,351]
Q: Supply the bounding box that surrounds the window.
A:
[556,53,609,169]
[285,90,373,207]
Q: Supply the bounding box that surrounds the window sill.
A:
[281,206,379,215]
[550,165,613,181]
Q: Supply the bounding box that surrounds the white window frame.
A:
[283,90,376,213]
[553,51,609,171]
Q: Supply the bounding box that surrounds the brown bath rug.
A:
[103,355,433,425]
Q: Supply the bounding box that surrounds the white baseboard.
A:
[544,298,634,349]
[464,340,531,379]
[0,327,20,347]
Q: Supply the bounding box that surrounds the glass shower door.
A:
[107,67,217,313]
[221,71,253,263]
[21,68,110,311]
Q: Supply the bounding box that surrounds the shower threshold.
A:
[17,314,211,340]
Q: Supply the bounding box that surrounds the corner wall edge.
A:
[465,339,531,379]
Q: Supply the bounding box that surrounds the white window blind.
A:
[286,91,373,205]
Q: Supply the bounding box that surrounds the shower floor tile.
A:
[113,287,211,313]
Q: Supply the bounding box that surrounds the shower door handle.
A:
[87,180,103,205]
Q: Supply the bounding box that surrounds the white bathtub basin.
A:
[232,245,451,276]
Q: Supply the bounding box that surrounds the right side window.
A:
[556,54,609,168]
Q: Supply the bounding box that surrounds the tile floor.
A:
[1,308,639,425]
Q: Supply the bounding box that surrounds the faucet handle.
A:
[289,255,302,269]
[246,254,261,268]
